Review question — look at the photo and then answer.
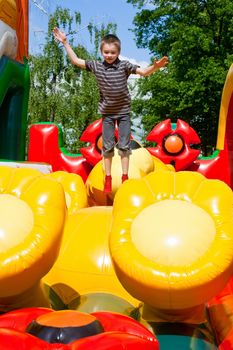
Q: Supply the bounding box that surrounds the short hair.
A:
[100,34,121,53]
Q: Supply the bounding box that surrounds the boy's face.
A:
[101,43,119,64]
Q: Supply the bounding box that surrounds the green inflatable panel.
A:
[0,55,30,160]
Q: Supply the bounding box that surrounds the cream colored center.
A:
[131,199,216,266]
[0,194,34,253]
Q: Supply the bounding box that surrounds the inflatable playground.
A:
[1,1,233,349]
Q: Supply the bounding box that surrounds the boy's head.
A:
[100,34,121,54]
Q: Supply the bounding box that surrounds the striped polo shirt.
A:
[85,58,139,115]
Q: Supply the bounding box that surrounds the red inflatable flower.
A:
[146,119,201,171]
[0,308,159,350]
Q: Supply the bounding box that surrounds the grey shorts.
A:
[102,114,132,158]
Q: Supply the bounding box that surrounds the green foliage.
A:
[88,22,117,56]
[127,0,233,154]
[29,7,116,152]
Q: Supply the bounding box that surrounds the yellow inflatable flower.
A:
[110,171,233,315]
[0,166,66,311]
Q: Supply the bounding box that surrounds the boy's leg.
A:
[121,155,129,183]
[102,115,115,163]
[103,156,112,193]
[117,115,131,182]
[104,156,112,176]
[102,115,115,193]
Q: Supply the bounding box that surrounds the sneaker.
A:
[121,174,128,183]
[104,175,112,193]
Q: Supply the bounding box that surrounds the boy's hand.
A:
[153,56,169,69]
[53,27,67,44]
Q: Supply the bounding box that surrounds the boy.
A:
[53,28,168,193]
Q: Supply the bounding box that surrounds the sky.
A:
[29,0,152,67]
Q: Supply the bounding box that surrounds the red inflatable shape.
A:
[0,308,159,350]
[188,149,231,186]
[79,118,103,166]
[146,118,201,171]
[28,123,92,182]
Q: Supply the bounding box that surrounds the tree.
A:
[29,7,116,152]
[127,0,233,154]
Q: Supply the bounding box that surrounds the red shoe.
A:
[122,174,128,183]
[104,175,112,193]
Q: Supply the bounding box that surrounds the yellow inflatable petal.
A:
[0,166,15,192]
[152,156,175,172]
[46,171,88,214]
[4,167,42,197]
[0,166,41,194]
[144,171,175,200]
[166,164,176,172]
[173,171,205,201]
[113,178,155,220]
[192,178,233,217]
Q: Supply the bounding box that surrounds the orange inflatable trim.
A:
[16,0,28,62]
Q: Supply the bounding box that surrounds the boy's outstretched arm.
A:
[53,27,86,69]
[136,56,169,77]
